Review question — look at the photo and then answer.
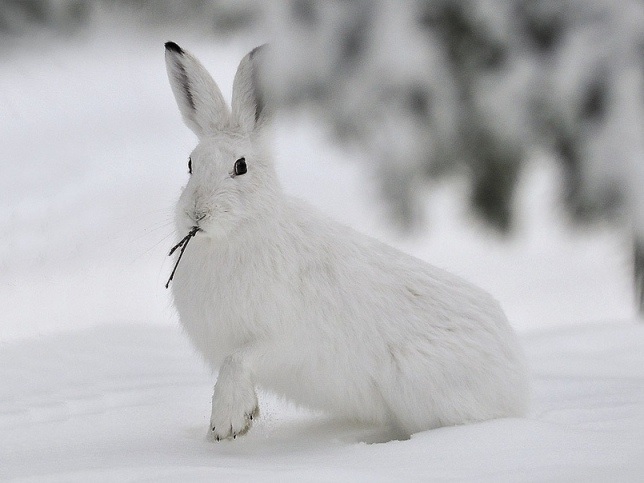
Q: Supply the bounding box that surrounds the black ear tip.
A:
[165,41,184,54]
[249,44,267,59]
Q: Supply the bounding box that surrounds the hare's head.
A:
[165,42,278,240]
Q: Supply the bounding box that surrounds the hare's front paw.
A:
[209,380,259,441]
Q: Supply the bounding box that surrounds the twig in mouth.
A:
[165,226,200,289]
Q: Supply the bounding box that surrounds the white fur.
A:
[164,43,530,441]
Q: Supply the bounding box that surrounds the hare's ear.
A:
[165,42,229,138]
[231,45,269,133]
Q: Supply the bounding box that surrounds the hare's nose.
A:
[185,210,207,224]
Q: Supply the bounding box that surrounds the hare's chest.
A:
[172,242,284,363]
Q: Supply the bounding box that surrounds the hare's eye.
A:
[234,157,247,176]
[188,157,192,175]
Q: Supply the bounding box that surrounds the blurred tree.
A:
[259,0,644,312]
[0,0,260,37]
[4,0,642,310]
[0,0,89,34]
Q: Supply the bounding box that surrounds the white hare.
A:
[164,41,529,441]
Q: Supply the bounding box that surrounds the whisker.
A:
[130,230,176,263]
[128,221,175,245]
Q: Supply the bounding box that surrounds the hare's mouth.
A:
[165,226,201,289]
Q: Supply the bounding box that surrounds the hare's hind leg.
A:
[375,351,446,436]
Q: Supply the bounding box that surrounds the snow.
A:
[1,25,642,481]
[2,323,643,481]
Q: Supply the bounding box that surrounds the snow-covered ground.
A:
[1,322,643,481]
[1,26,642,480]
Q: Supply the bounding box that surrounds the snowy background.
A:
[1,3,643,481]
